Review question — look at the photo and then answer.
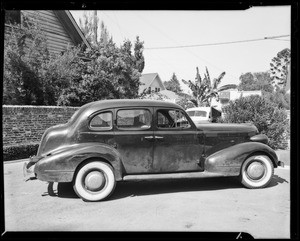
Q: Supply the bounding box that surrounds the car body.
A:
[186,106,221,124]
[24,99,284,201]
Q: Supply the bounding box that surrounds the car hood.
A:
[195,123,258,135]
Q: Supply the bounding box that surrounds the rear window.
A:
[89,112,113,130]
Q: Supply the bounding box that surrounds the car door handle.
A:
[154,136,164,140]
[144,136,155,141]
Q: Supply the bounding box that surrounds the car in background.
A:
[186,106,221,124]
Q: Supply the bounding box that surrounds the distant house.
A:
[139,73,166,94]
[139,73,181,103]
[5,10,91,55]
[212,88,262,110]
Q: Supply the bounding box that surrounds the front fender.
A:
[34,143,124,182]
[204,142,278,176]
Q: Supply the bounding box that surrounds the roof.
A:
[139,73,166,93]
[139,73,159,87]
[160,89,179,100]
[55,11,91,49]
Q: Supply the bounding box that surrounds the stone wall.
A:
[2,105,80,146]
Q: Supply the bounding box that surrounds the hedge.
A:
[3,143,39,161]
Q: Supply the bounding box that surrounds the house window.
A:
[155,87,158,92]
[148,87,151,94]
[5,10,21,25]
[158,88,160,92]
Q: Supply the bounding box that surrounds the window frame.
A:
[156,108,193,130]
[88,111,113,131]
[116,108,153,131]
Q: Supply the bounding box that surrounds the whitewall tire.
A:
[73,161,116,201]
[240,155,274,189]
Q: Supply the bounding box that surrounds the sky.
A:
[70,6,290,93]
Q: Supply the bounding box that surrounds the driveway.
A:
[3,159,290,238]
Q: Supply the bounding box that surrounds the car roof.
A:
[82,99,183,112]
[186,107,211,111]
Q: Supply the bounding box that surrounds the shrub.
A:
[220,95,289,150]
[3,143,39,161]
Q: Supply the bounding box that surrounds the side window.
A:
[89,112,113,130]
[117,109,152,130]
[157,109,191,129]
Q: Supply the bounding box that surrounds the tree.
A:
[164,73,182,94]
[4,13,50,105]
[58,38,144,106]
[238,72,274,93]
[79,11,99,47]
[182,67,226,107]
[133,36,145,73]
[4,12,86,106]
[270,48,290,89]
[220,95,289,150]
[139,90,170,101]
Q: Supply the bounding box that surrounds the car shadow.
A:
[45,174,288,201]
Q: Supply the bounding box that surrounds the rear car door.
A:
[114,107,154,174]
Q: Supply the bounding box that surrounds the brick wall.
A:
[2,105,80,146]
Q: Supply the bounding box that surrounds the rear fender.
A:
[34,143,124,182]
[204,142,278,176]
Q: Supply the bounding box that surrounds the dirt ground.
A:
[3,159,290,238]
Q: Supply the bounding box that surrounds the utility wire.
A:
[145,35,290,50]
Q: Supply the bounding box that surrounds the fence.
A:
[2,105,80,146]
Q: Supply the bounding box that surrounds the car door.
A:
[114,107,155,174]
[152,108,203,173]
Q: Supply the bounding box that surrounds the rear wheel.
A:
[240,155,274,189]
[73,161,116,201]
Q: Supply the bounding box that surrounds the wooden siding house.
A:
[5,10,91,55]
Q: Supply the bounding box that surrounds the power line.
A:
[145,35,290,50]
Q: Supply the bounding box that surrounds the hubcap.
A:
[247,161,265,180]
[84,171,105,191]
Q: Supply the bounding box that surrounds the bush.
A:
[3,143,39,161]
[219,95,289,150]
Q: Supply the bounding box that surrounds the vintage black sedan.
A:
[24,99,284,201]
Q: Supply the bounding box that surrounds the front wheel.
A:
[240,155,274,189]
[73,161,116,201]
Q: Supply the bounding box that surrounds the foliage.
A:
[182,66,226,107]
[164,73,183,94]
[238,72,274,93]
[4,13,85,106]
[139,90,170,101]
[270,48,290,89]
[4,14,49,105]
[175,93,195,109]
[3,143,39,161]
[4,12,145,107]
[58,38,144,106]
[263,88,290,110]
[220,95,289,150]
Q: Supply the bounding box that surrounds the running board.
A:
[122,171,230,181]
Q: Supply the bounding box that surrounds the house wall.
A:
[22,10,75,55]
[149,77,165,92]
[2,105,79,146]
